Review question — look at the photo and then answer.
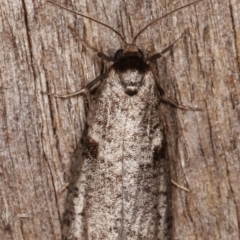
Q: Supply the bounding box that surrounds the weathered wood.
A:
[0,0,240,239]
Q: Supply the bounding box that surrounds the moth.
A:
[45,1,202,239]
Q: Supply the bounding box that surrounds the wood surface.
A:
[0,0,240,239]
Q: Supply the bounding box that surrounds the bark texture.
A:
[1,0,240,239]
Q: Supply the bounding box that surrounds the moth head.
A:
[48,0,203,59]
[114,45,143,61]
[112,44,150,96]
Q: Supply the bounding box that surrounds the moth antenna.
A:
[48,1,126,44]
[132,0,203,44]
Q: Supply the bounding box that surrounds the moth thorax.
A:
[120,70,144,96]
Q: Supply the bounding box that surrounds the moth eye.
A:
[138,49,144,58]
[114,49,123,61]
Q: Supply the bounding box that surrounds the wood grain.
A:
[0,0,240,239]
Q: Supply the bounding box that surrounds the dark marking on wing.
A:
[153,145,164,161]
[85,137,99,159]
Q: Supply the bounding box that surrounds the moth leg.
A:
[160,95,201,111]
[154,81,200,111]
[42,73,108,99]
[147,28,190,62]
[148,30,200,111]
[42,89,85,99]
[67,25,114,62]
[97,52,114,62]
[171,180,190,192]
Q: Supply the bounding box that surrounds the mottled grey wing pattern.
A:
[63,67,171,240]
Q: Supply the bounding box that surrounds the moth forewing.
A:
[62,67,170,239]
